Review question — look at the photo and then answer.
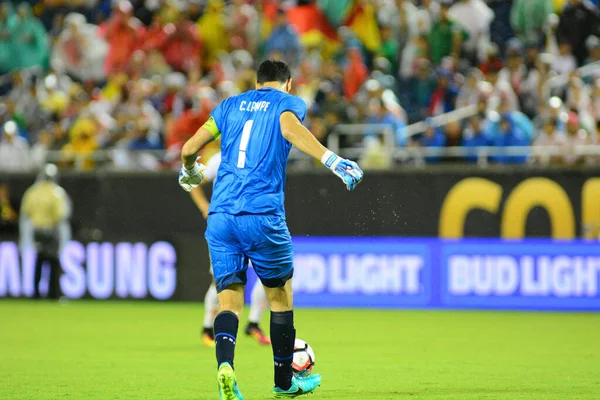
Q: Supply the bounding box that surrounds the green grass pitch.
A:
[1,301,599,399]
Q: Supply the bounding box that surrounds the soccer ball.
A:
[292,339,315,377]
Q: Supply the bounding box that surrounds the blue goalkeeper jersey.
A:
[208,87,307,217]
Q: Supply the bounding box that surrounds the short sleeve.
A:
[279,95,307,123]
[210,99,227,133]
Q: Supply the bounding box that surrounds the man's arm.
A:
[179,116,221,192]
[280,111,327,161]
[181,127,215,169]
[280,111,364,191]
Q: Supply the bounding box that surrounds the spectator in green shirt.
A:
[429,0,467,65]
[378,26,399,74]
[511,0,554,46]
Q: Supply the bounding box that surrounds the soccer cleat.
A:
[273,374,322,398]
[245,325,271,345]
[218,363,244,400]
[202,332,215,347]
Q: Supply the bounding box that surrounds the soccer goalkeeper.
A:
[190,151,270,347]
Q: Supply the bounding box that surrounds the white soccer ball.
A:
[292,339,315,377]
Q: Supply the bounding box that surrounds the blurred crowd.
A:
[1,0,600,171]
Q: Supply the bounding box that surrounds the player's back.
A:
[209,87,306,217]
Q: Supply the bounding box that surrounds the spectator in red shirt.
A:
[151,13,202,73]
[102,1,144,74]
[165,99,210,151]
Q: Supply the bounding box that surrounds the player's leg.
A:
[246,215,321,397]
[244,280,270,345]
[263,279,321,398]
[214,283,245,400]
[263,280,295,389]
[33,251,44,299]
[48,254,61,299]
[214,283,244,367]
[205,213,247,400]
[201,283,218,347]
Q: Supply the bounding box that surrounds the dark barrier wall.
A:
[2,167,600,305]
[3,167,600,239]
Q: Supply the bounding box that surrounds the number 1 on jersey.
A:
[237,120,254,168]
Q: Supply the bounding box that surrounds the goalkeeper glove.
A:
[321,150,364,191]
[179,161,207,192]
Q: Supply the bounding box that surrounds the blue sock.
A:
[271,310,295,390]
[214,311,239,369]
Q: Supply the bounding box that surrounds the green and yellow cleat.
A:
[273,374,322,398]
[218,363,244,400]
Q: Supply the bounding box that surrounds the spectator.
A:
[448,0,494,63]
[0,121,32,171]
[128,119,161,151]
[62,113,99,170]
[489,114,529,164]
[486,66,520,112]
[378,26,399,75]
[478,42,504,75]
[419,120,447,163]
[419,0,441,23]
[227,0,259,53]
[532,117,565,164]
[556,0,600,65]
[429,69,459,116]
[264,8,301,67]
[316,81,351,128]
[552,41,577,74]
[49,122,70,153]
[155,14,202,73]
[400,34,429,78]
[563,111,593,164]
[197,0,228,68]
[31,129,52,168]
[586,35,600,63]
[429,0,466,65]
[364,98,406,146]
[462,115,491,162]
[378,0,419,44]
[499,40,527,98]
[166,99,210,151]
[0,2,15,74]
[566,76,594,130]
[511,0,554,46]
[12,4,49,70]
[444,120,464,148]
[590,79,600,122]
[456,68,484,108]
[487,0,513,55]
[51,13,108,82]
[409,59,437,120]
[103,1,144,74]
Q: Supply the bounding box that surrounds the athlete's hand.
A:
[179,162,207,192]
[321,151,364,191]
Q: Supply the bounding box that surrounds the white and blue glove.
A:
[321,150,364,191]
[179,161,207,192]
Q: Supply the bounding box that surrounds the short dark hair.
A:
[256,59,291,84]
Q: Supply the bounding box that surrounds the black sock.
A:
[271,310,295,390]
[214,311,239,369]
[203,327,214,337]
